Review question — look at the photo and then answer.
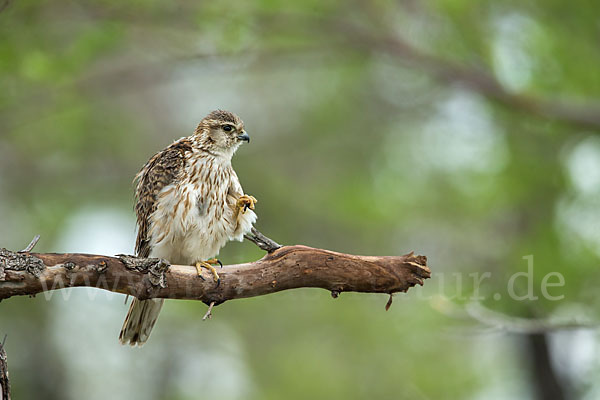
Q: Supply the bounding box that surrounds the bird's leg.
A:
[237,195,257,214]
[195,258,223,287]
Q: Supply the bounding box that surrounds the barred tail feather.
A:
[119,298,164,346]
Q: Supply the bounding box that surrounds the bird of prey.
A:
[119,110,257,346]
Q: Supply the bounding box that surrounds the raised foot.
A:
[195,258,223,287]
[237,195,257,214]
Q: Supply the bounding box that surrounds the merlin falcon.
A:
[119,110,257,346]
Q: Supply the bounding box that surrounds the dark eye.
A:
[223,125,233,132]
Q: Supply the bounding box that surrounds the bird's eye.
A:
[223,125,233,132]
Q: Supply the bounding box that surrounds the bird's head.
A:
[194,110,249,158]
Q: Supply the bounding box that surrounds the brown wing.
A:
[134,139,193,257]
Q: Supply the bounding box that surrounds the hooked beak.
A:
[237,131,250,143]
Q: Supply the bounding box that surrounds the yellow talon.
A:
[195,259,222,287]
[237,194,257,214]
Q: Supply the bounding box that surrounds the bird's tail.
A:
[119,298,164,346]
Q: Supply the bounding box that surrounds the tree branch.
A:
[0,245,430,305]
[336,21,600,131]
[464,302,598,334]
[244,227,282,253]
[432,297,597,333]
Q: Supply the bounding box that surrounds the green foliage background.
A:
[1,1,599,399]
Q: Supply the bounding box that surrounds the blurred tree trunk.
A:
[525,333,567,400]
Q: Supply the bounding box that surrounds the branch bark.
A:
[0,337,10,400]
[0,244,430,305]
